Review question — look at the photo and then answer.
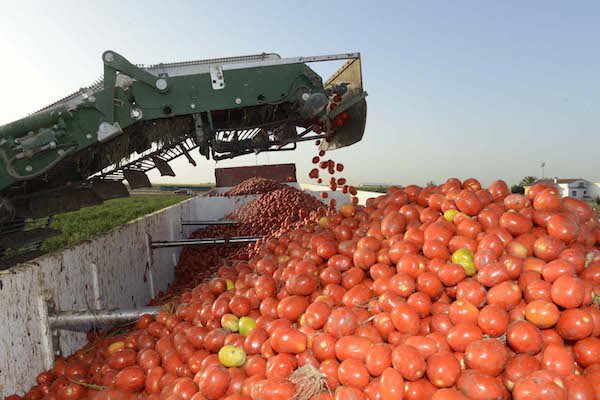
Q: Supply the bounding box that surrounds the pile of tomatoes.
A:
[234,187,323,235]
[221,178,288,197]
[150,186,323,305]
[151,184,323,304]
[10,178,600,400]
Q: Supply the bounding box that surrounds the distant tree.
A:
[425,180,436,187]
[511,185,525,194]
[520,176,538,186]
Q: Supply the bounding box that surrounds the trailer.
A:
[0,184,378,396]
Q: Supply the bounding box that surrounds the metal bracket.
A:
[103,51,169,92]
[97,122,122,142]
[96,50,170,132]
[180,220,238,226]
[151,235,262,249]
[38,294,60,369]
[49,306,160,331]
[209,65,225,89]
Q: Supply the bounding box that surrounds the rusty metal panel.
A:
[214,163,297,187]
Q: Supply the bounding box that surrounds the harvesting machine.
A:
[0,51,367,258]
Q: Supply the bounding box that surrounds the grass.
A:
[42,195,187,252]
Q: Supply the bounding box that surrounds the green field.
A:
[42,195,187,252]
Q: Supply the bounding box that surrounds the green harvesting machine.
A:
[0,51,367,252]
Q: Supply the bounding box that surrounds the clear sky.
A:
[1,1,599,187]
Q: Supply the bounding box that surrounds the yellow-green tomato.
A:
[451,248,473,263]
[451,248,476,276]
[218,345,246,367]
[226,279,235,290]
[443,209,459,222]
[318,216,330,228]
[461,259,477,276]
[221,313,239,332]
[238,316,257,336]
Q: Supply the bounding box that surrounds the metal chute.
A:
[320,57,367,151]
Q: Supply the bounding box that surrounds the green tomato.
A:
[461,259,477,276]
[218,345,246,367]
[451,248,476,276]
[443,209,459,222]
[318,216,330,228]
[226,279,235,291]
[238,316,257,336]
[451,248,473,264]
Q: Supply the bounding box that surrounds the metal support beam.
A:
[180,220,239,226]
[151,235,262,249]
[49,306,160,330]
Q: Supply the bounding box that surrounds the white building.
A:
[531,178,600,200]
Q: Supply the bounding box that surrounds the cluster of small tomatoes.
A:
[10,177,600,400]
[234,187,323,235]
[152,183,324,304]
[221,179,288,197]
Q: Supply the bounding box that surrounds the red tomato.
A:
[270,328,307,354]
[455,190,483,216]
[199,364,230,399]
[337,359,370,389]
[265,353,296,379]
[512,370,566,400]
[499,211,533,236]
[426,352,461,388]
[335,336,373,361]
[365,343,392,376]
[556,309,593,340]
[324,307,357,338]
[525,300,560,329]
[391,303,420,334]
[380,368,405,400]
[477,304,509,337]
[507,320,543,354]
[533,188,562,211]
[573,336,600,368]
[391,344,426,381]
[464,338,508,376]
[542,344,575,377]
[502,354,541,390]
[456,369,507,399]
[551,275,585,309]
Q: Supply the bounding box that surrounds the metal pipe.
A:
[151,235,262,249]
[181,220,239,226]
[49,306,160,330]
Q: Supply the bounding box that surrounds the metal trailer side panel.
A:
[0,266,47,397]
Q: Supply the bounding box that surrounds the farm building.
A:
[526,177,600,200]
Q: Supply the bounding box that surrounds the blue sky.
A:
[1,1,598,186]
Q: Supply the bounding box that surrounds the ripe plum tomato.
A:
[426,352,461,388]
